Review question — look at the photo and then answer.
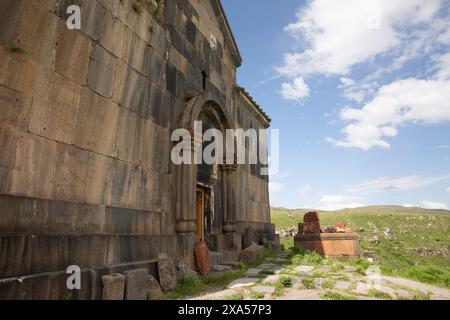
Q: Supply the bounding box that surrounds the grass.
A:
[291,251,324,266]
[302,276,317,289]
[322,291,357,300]
[367,289,392,300]
[272,206,450,288]
[161,270,245,300]
[250,291,265,299]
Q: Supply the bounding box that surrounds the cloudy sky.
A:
[223,0,450,210]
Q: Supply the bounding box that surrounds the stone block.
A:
[158,253,177,292]
[210,252,223,267]
[147,274,163,300]
[227,278,257,289]
[245,268,262,278]
[115,107,141,165]
[74,87,119,156]
[0,85,26,130]
[121,26,148,73]
[0,0,58,67]
[102,273,125,300]
[146,48,166,86]
[28,67,81,145]
[54,21,91,84]
[240,245,264,265]
[98,9,125,58]
[124,269,148,300]
[87,44,117,98]
[252,285,276,295]
[211,265,232,272]
[113,61,151,118]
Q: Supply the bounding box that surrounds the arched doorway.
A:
[173,94,239,267]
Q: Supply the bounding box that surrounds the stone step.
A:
[210,252,223,267]
[222,251,237,264]
[211,265,232,272]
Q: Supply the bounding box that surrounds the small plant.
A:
[302,276,316,289]
[132,0,143,14]
[9,40,23,53]
[367,289,392,300]
[322,291,356,300]
[322,279,336,289]
[250,291,264,300]
[225,293,244,300]
[279,276,293,288]
[291,251,324,266]
[412,292,431,300]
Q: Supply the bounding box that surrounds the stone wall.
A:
[0,0,273,299]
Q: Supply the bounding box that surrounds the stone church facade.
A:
[0,0,274,299]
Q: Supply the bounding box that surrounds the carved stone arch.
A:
[173,93,239,267]
[173,92,234,133]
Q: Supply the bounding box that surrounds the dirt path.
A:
[192,251,450,300]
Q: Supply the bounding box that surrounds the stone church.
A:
[0,0,274,299]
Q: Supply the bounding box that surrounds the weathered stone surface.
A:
[102,273,125,300]
[210,252,223,267]
[124,268,148,300]
[158,253,177,292]
[227,278,257,289]
[0,0,58,67]
[263,275,281,284]
[334,281,352,290]
[252,286,276,295]
[75,87,119,156]
[302,212,322,234]
[28,67,81,145]
[294,265,314,273]
[147,274,163,300]
[211,265,232,272]
[245,268,262,278]
[240,245,264,265]
[87,44,117,98]
[54,22,90,84]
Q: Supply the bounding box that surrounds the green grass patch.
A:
[250,291,265,299]
[302,276,317,289]
[367,289,392,300]
[291,252,324,266]
[162,270,245,300]
[322,291,357,300]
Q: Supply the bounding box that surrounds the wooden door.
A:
[196,187,205,240]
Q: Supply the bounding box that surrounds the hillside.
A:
[271,206,450,288]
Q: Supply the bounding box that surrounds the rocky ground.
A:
[191,251,450,300]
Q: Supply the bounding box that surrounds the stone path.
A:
[192,251,450,300]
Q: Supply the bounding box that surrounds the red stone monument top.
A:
[299,211,322,234]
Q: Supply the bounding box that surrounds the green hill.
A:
[271,206,450,288]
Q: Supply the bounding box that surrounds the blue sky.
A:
[222,0,450,210]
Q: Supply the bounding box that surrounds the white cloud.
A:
[319,195,364,211]
[421,200,448,210]
[270,171,292,180]
[269,182,284,193]
[340,77,356,87]
[434,52,450,80]
[345,175,450,194]
[298,184,311,196]
[328,78,450,150]
[280,77,310,101]
[277,0,442,78]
